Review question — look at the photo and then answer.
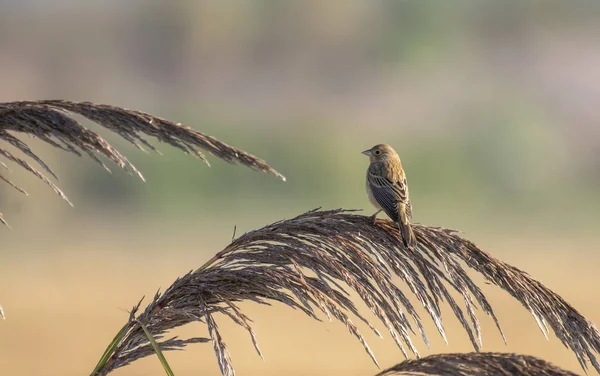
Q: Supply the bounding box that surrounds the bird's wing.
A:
[367,170,410,222]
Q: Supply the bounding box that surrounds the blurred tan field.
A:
[1,1,600,375]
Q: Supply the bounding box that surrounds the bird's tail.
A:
[398,220,417,248]
[397,203,417,248]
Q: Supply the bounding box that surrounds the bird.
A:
[362,144,417,248]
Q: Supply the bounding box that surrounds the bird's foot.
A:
[369,210,381,225]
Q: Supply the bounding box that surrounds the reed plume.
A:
[377,352,579,376]
[0,100,285,225]
[91,209,600,376]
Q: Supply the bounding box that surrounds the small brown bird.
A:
[363,144,417,248]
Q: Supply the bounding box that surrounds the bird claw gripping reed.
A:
[92,209,600,376]
[0,100,285,225]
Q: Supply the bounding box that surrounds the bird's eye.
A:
[374,150,381,155]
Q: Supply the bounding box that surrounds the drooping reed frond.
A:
[377,352,579,376]
[91,209,600,376]
[0,100,285,224]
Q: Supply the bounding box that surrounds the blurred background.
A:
[1,1,599,375]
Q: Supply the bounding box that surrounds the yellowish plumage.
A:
[362,144,416,248]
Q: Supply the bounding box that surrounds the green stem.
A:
[90,322,130,376]
[138,320,175,376]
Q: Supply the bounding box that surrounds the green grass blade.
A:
[138,320,175,376]
[90,322,130,376]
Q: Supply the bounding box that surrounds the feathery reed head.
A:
[0,100,285,224]
[92,209,600,376]
[377,352,580,376]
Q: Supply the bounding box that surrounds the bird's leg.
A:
[370,209,382,225]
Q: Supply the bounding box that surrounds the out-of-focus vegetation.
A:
[2,1,598,230]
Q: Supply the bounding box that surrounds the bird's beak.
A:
[362,149,372,156]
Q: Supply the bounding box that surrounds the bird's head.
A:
[362,144,399,163]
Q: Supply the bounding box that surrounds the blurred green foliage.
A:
[60,109,596,233]
[1,0,599,232]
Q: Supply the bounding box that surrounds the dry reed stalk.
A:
[0,100,285,225]
[92,209,600,376]
[377,352,579,376]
